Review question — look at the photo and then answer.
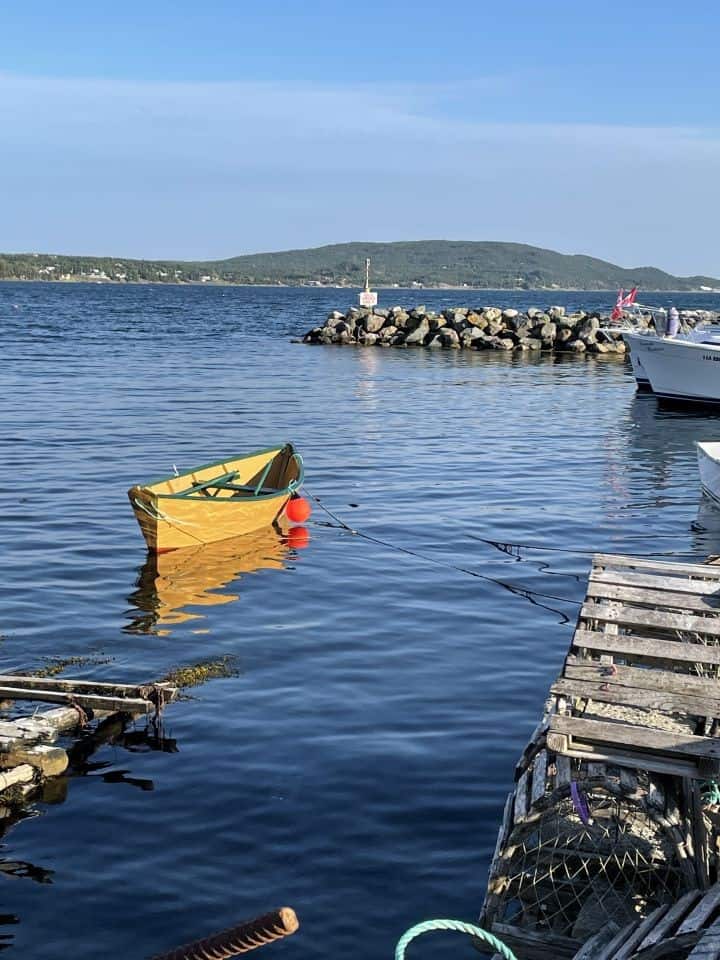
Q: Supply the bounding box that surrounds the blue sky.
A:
[2,1,719,274]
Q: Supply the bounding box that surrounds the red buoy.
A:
[285,496,311,523]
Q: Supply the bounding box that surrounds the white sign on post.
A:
[359,290,378,308]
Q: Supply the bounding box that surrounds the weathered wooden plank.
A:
[551,677,720,718]
[514,770,529,823]
[0,764,34,792]
[0,675,158,697]
[613,904,672,960]
[530,749,548,807]
[572,629,720,666]
[593,555,720,579]
[564,659,720,700]
[591,569,720,597]
[635,932,704,960]
[647,776,665,811]
[571,923,620,960]
[593,919,641,960]
[581,601,720,638]
[490,923,580,960]
[689,920,720,960]
[678,884,720,934]
[0,743,68,776]
[545,734,702,778]
[555,754,572,788]
[620,769,638,794]
[0,686,153,714]
[638,890,702,949]
[588,581,720,613]
[550,715,720,760]
[490,793,514,869]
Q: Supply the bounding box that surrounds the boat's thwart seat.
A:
[174,467,281,499]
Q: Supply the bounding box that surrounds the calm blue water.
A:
[2,282,720,959]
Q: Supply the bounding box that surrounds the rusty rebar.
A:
[149,907,299,960]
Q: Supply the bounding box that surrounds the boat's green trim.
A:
[173,470,239,497]
[140,442,292,489]
[253,459,274,496]
[157,452,304,503]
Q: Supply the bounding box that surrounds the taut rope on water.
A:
[304,488,580,623]
[394,919,518,960]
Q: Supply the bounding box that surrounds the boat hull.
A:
[623,335,720,404]
[128,444,302,551]
[697,442,720,507]
[129,488,292,551]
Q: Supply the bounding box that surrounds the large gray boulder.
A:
[466,311,487,329]
[404,319,430,345]
[364,313,385,334]
[483,307,503,323]
[439,328,461,348]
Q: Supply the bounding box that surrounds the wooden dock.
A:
[481,553,720,960]
[0,675,177,810]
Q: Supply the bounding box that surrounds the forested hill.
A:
[1,241,718,291]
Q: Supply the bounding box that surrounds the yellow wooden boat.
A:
[128,443,304,552]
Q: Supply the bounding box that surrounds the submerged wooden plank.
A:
[587,581,720,613]
[564,659,720,699]
[590,569,720,597]
[550,715,720,760]
[551,677,720,718]
[581,601,720,638]
[592,555,720,579]
[571,629,720,666]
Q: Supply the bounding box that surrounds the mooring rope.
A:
[469,533,706,561]
[394,919,518,960]
[304,489,581,624]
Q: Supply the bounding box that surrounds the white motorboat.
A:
[624,332,720,404]
[697,442,720,505]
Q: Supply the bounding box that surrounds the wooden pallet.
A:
[568,881,720,960]
[547,553,720,779]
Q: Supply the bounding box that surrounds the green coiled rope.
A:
[394,919,518,960]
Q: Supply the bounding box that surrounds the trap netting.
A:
[488,780,694,941]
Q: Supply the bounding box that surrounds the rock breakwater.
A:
[303,305,719,353]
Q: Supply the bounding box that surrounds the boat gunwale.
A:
[136,442,297,491]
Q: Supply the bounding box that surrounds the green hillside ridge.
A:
[1,241,718,291]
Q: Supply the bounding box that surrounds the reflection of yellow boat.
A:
[128,443,303,551]
[126,527,291,631]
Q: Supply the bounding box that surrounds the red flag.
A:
[611,286,639,321]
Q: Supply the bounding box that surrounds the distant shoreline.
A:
[1,277,719,294]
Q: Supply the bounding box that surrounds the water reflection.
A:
[692,498,720,557]
[0,712,178,949]
[125,527,296,634]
